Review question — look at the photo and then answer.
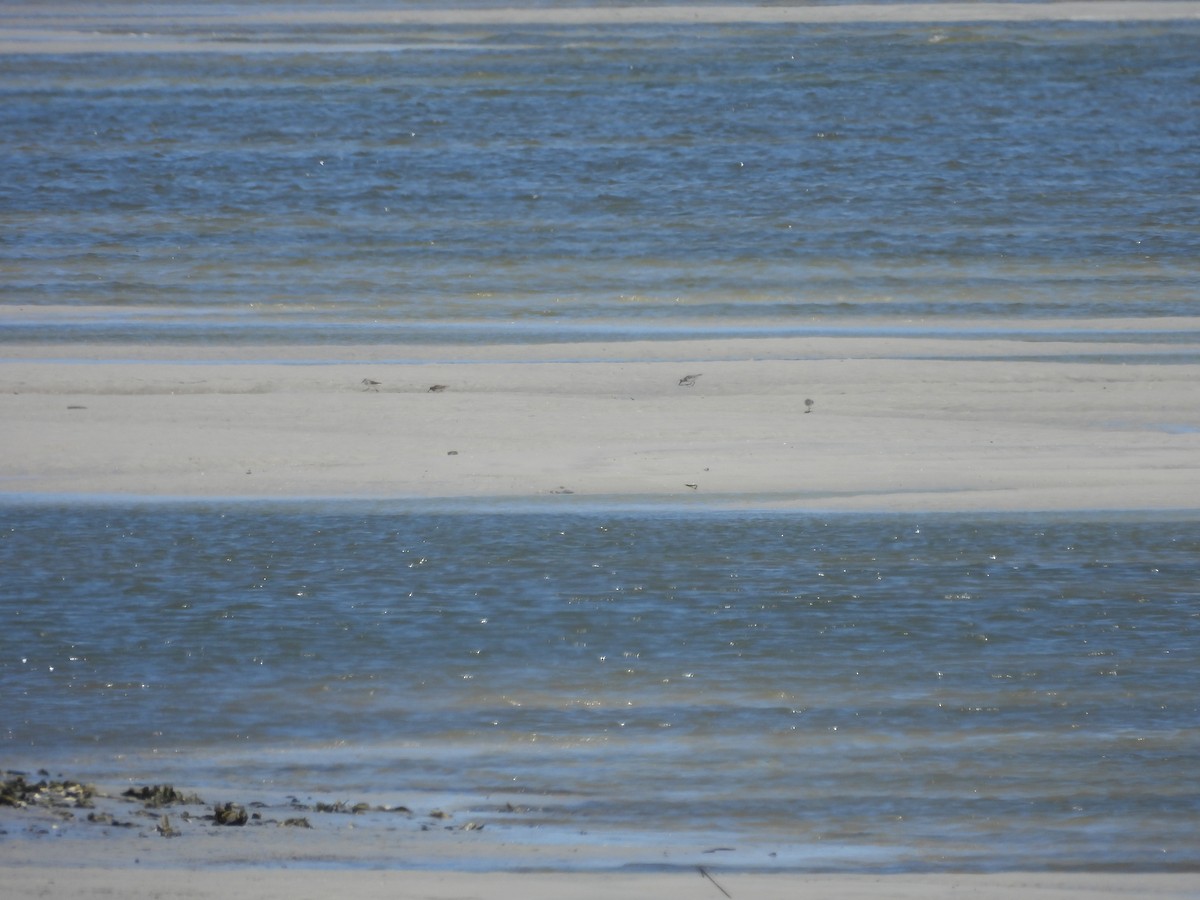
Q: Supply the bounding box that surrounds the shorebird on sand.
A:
[678,373,701,387]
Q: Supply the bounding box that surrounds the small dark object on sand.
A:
[678,373,701,387]
[804,398,814,413]
[123,784,203,808]
[213,802,248,826]
[361,378,381,391]
[156,814,180,837]
[428,384,448,392]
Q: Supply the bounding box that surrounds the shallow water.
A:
[3,501,1198,871]
[2,16,1199,343]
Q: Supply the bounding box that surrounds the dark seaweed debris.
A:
[315,800,373,814]
[212,801,249,826]
[122,784,204,807]
[3,770,482,839]
[87,811,136,828]
[1,771,98,809]
[300,798,411,815]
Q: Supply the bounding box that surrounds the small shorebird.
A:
[428,384,448,392]
[804,398,814,413]
[678,373,701,387]
[361,378,381,391]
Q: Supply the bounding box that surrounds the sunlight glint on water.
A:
[2,504,1197,871]
[2,19,1198,342]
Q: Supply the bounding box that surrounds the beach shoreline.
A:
[4,767,1198,896]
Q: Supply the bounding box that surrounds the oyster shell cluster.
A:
[1,771,97,810]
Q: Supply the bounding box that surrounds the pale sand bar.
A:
[3,319,1200,512]
[3,2,1200,55]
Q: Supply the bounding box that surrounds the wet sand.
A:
[3,769,1198,897]
[2,867,1198,900]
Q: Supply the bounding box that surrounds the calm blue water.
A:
[2,15,1199,343]
[3,501,1198,871]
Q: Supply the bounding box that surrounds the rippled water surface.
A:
[2,15,1199,343]
[3,502,1198,871]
